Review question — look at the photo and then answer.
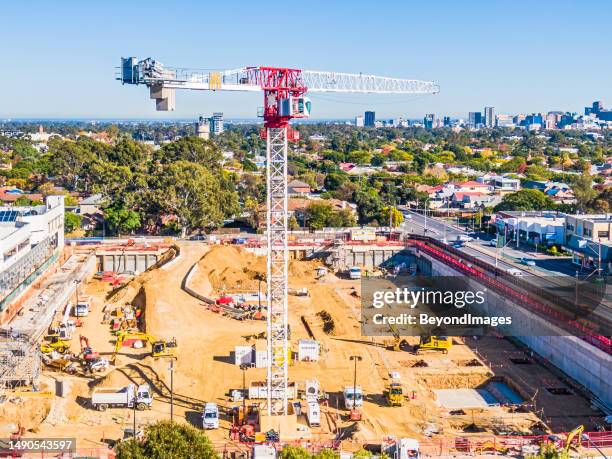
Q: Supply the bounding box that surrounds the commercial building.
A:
[484,106,495,127]
[495,211,566,246]
[468,111,483,128]
[565,214,612,272]
[211,112,224,135]
[355,115,364,127]
[364,111,376,127]
[586,100,612,121]
[0,196,65,324]
[495,114,514,127]
[195,116,211,139]
[424,114,436,129]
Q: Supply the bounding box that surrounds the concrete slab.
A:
[434,388,490,409]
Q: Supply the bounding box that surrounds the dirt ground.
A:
[4,242,605,449]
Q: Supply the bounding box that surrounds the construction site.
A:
[0,237,609,456]
[0,58,609,458]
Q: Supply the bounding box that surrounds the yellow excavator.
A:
[113,332,178,360]
[415,335,452,354]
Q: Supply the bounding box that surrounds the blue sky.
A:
[1,0,610,119]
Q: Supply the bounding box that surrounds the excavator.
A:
[415,335,452,354]
[386,325,411,352]
[113,332,178,359]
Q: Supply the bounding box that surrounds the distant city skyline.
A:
[1,0,611,119]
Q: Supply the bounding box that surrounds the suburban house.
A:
[287,180,312,196]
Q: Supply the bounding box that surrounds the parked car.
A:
[202,402,219,429]
[520,258,536,266]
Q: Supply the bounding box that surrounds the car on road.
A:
[453,243,464,249]
[520,258,536,266]
[489,239,497,247]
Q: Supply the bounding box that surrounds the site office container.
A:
[297,339,320,361]
[235,345,253,365]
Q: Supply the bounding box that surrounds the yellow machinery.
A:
[563,425,584,454]
[113,332,177,359]
[40,335,71,354]
[416,336,452,354]
[385,382,404,407]
[386,324,410,352]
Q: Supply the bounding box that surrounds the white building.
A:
[0,196,65,320]
[355,115,364,127]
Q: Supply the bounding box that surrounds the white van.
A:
[202,402,219,429]
[348,267,362,280]
[506,268,523,276]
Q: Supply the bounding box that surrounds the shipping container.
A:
[248,381,296,399]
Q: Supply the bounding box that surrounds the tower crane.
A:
[117,57,439,417]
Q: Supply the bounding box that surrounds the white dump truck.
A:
[343,386,363,409]
[91,383,152,411]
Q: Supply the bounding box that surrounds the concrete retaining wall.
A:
[415,249,612,410]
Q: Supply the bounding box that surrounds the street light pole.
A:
[349,355,362,409]
[169,358,174,422]
[423,198,431,235]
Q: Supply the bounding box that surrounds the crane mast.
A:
[117,57,438,417]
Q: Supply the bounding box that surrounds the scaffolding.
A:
[0,236,57,306]
[0,333,41,393]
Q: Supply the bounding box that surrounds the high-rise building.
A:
[468,112,483,128]
[484,107,495,127]
[588,100,612,121]
[195,116,211,140]
[364,111,376,127]
[424,114,436,129]
[355,115,364,127]
[443,116,451,127]
[211,112,224,135]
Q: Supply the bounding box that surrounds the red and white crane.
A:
[118,57,439,417]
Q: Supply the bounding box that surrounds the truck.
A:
[91,383,152,411]
[202,402,219,429]
[383,438,420,459]
[343,386,363,409]
[73,296,91,317]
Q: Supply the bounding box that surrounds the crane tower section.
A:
[117,57,438,416]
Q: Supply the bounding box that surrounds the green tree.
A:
[104,204,141,235]
[494,189,555,212]
[156,161,237,235]
[572,173,597,212]
[157,136,222,168]
[114,420,218,459]
[380,206,404,227]
[305,202,333,229]
[14,196,32,206]
[64,211,82,233]
[279,446,312,459]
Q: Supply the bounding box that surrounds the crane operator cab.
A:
[278,96,311,118]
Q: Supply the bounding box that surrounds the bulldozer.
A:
[113,332,178,360]
[384,382,404,407]
[415,336,452,354]
[40,335,71,354]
